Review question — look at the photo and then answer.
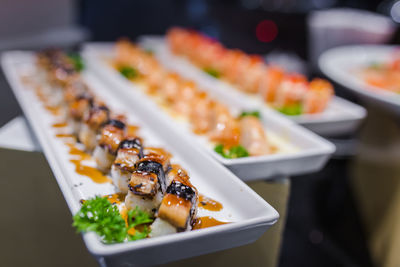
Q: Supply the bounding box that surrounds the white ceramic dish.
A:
[140,37,366,136]
[319,45,400,115]
[1,51,279,266]
[83,43,335,181]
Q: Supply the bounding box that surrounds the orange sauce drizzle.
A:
[192,216,229,230]
[126,125,139,137]
[104,192,127,205]
[55,133,75,139]
[52,122,67,128]
[66,143,91,160]
[69,159,112,184]
[44,105,61,115]
[198,194,223,212]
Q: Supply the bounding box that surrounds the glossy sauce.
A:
[192,216,229,230]
[52,122,67,128]
[55,133,75,139]
[44,105,61,115]
[198,194,223,212]
[126,125,139,137]
[66,143,91,160]
[69,159,112,184]
[104,192,127,205]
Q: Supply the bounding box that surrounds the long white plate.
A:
[140,37,366,136]
[83,43,335,181]
[1,51,279,266]
[319,45,400,115]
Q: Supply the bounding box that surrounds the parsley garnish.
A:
[118,66,138,80]
[203,67,221,78]
[73,196,152,244]
[214,144,249,158]
[239,110,261,119]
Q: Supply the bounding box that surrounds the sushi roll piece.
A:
[302,78,333,114]
[208,103,241,147]
[190,92,215,134]
[79,104,110,151]
[142,147,172,173]
[236,56,266,94]
[93,119,126,173]
[67,93,93,136]
[273,74,308,112]
[151,166,198,236]
[111,138,144,193]
[259,66,285,103]
[172,80,198,115]
[239,116,270,156]
[159,73,181,103]
[125,158,168,214]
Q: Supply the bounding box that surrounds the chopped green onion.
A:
[119,66,138,80]
[239,110,261,119]
[203,67,221,78]
[277,103,303,116]
[214,144,249,158]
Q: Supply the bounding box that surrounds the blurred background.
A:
[1,0,400,266]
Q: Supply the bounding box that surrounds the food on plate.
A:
[32,49,227,244]
[360,52,400,93]
[113,39,272,158]
[166,27,334,115]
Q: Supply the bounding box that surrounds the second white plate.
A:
[84,43,335,181]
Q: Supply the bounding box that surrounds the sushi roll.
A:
[93,119,126,173]
[259,66,285,103]
[239,116,270,156]
[273,74,308,111]
[208,103,241,147]
[172,80,198,115]
[125,159,167,214]
[67,93,93,136]
[125,147,171,214]
[150,165,198,237]
[302,78,333,114]
[190,92,215,134]
[111,138,143,193]
[79,104,110,151]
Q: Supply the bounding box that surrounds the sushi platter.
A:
[319,45,400,115]
[83,42,335,181]
[139,33,366,136]
[1,50,279,265]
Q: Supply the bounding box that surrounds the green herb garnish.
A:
[277,103,303,116]
[119,65,138,80]
[203,67,221,78]
[73,196,152,244]
[239,110,261,119]
[214,144,249,158]
[67,53,85,72]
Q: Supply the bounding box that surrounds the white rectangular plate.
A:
[83,43,335,181]
[141,37,366,136]
[1,51,279,266]
[319,45,400,116]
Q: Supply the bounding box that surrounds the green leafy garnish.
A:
[73,196,152,244]
[203,67,221,78]
[239,110,261,119]
[67,53,85,72]
[214,144,249,158]
[277,103,303,116]
[119,65,138,80]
